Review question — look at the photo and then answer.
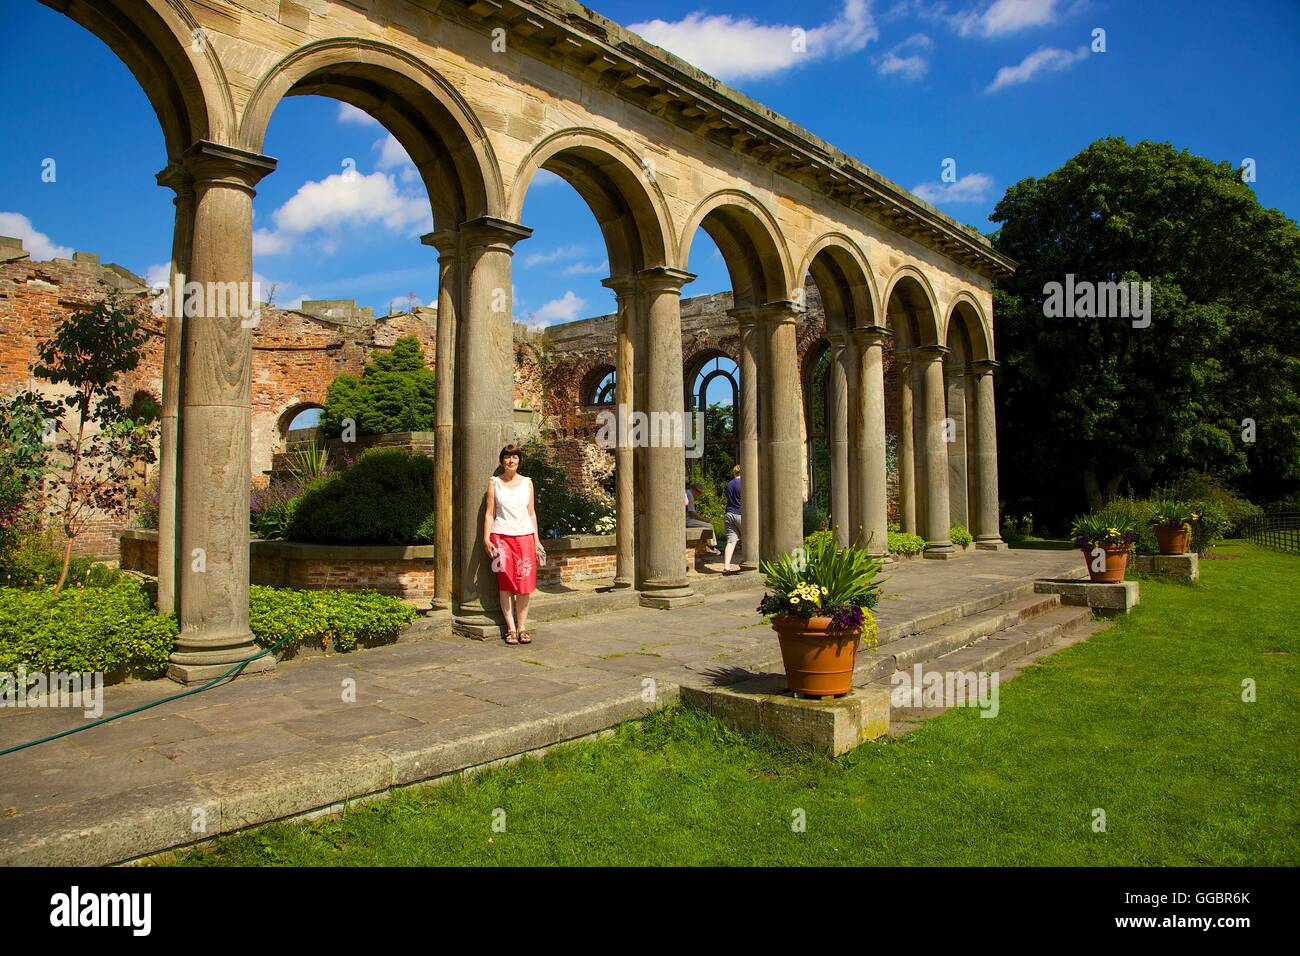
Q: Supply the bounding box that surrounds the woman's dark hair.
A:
[499,443,523,463]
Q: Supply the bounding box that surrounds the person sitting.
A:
[686,481,721,555]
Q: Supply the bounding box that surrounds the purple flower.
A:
[830,603,865,630]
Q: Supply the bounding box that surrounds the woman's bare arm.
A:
[483,478,495,556]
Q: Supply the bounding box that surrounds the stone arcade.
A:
[37,0,1011,680]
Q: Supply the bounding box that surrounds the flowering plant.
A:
[756,532,883,644]
[1071,512,1138,550]
[1148,497,1199,530]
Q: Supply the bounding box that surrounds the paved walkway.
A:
[0,548,1083,864]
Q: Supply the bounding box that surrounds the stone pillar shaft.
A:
[946,363,969,529]
[452,217,532,636]
[917,346,956,555]
[154,162,194,617]
[897,351,917,535]
[761,302,803,561]
[733,307,761,569]
[170,142,276,682]
[638,267,697,608]
[972,361,1007,548]
[603,276,638,588]
[423,229,460,603]
[853,326,891,556]
[826,331,850,548]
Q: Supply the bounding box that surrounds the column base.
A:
[638,580,702,610]
[975,539,1009,551]
[613,576,635,589]
[870,551,895,564]
[923,543,962,560]
[453,601,502,640]
[168,655,275,685]
[167,632,275,685]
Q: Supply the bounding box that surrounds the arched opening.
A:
[945,297,994,536]
[686,351,740,488]
[583,366,617,407]
[803,341,834,530]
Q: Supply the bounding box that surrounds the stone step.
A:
[924,605,1094,676]
[854,592,1062,682]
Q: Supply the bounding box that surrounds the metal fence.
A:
[1245,512,1300,555]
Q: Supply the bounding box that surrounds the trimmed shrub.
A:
[1168,472,1263,538]
[950,525,973,547]
[249,585,417,653]
[519,439,613,537]
[321,337,436,437]
[0,582,176,677]
[288,447,434,545]
[887,522,926,555]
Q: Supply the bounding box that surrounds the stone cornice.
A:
[442,0,1016,279]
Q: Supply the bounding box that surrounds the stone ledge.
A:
[1133,553,1199,581]
[681,673,890,755]
[1034,578,1140,616]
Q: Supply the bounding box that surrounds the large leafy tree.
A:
[321,335,437,437]
[992,137,1300,516]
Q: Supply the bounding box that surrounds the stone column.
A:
[638,267,698,608]
[422,229,460,603]
[730,306,761,569]
[916,345,957,557]
[761,301,804,561]
[153,162,195,617]
[602,275,638,588]
[896,349,917,535]
[945,359,969,530]
[972,360,1008,549]
[852,325,892,557]
[452,217,532,637]
[826,330,850,547]
[168,142,276,683]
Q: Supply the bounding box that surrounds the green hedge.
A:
[249,585,416,653]
[288,447,434,545]
[887,523,926,555]
[950,525,973,548]
[320,336,436,437]
[0,582,177,677]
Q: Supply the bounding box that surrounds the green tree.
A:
[991,137,1300,517]
[321,336,436,436]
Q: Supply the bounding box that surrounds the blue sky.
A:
[1,0,1297,328]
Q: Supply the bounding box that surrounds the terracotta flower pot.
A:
[1153,525,1189,555]
[771,614,861,697]
[1080,543,1130,583]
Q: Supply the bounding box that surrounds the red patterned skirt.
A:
[490,532,538,594]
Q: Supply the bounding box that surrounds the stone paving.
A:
[0,548,1083,865]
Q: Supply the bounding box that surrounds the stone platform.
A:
[1132,553,1199,581]
[1034,578,1140,616]
[0,548,1088,866]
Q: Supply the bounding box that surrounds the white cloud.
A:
[337,102,380,126]
[0,212,72,261]
[374,133,414,170]
[144,262,171,288]
[253,170,432,256]
[985,44,1088,92]
[530,291,586,325]
[532,169,564,188]
[563,259,609,276]
[630,0,878,82]
[956,0,1060,37]
[912,171,994,204]
[524,244,585,268]
[878,33,932,79]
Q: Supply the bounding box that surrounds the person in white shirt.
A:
[483,444,545,645]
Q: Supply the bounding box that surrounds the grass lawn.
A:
[170,543,1298,866]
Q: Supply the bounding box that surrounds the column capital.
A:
[180,141,276,194]
[850,323,892,346]
[825,328,849,349]
[155,161,194,199]
[601,273,640,298]
[636,265,695,294]
[759,300,800,325]
[461,216,532,250]
[972,358,1001,375]
[726,304,760,329]
[914,343,951,362]
[420,228,461,258]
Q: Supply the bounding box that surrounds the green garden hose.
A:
[0,634,294,758]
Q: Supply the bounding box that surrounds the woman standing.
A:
[722,464,742,574]
[483,444,545,645]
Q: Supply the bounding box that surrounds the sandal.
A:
[504,629,519,645]
[517,629,533,644]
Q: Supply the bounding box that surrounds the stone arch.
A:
[46,0,235,158]
[678,190,793,308]
[580,363,617,406]
[882,265,942,349]
[508,128,673,276]
[798,233,881,332]
[237,38,503,228]
[277,401,324,439]
[944,292,993,363]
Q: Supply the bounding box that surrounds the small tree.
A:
[31,293,157,591]
[0,394,50,570]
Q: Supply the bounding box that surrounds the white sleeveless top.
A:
[491,475,535,536]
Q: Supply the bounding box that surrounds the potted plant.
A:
[1071,513,1138,582]
[1148,499,1197,555]
[757,532,883,698]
